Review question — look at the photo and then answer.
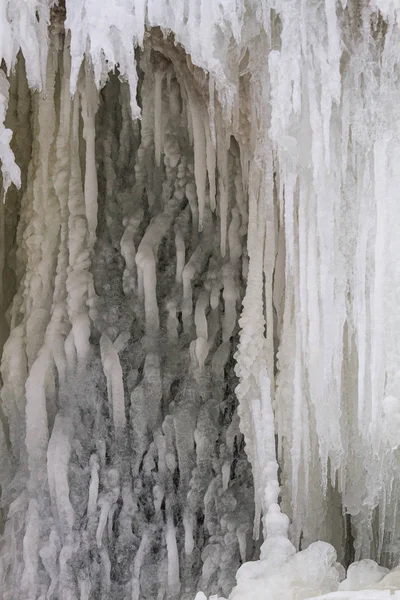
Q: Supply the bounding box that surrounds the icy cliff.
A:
[1,1,400,599]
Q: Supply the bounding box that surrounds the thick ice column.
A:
[22,52,58,368]
[66,74,98,369]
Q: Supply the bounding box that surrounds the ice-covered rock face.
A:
[3,2,400,600]
[0,32,257,599]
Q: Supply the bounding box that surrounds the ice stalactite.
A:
[0,72,21,197]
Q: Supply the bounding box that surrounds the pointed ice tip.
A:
[131,104,142,121]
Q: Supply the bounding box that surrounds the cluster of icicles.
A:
[2,0,400,599]
[0,31,259,599]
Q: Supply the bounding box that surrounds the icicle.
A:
[189,96,207,231]
[166,499,181,596]
[154,66,166,167]
[66,92,92,368]
[39,530,61,599]
[131,532,149,600]
[195,291,209,341]
[136,241,159,337]
[80,69,99,245]
[228,207,242,266]
[96,469,120,549]
[186,181,199,235]
[182,241,211,335]
[222,264,238,343]
[25,348,50,484]
[0,71,20,195]
[175,228,186,284]
[100,334,126,433]
[370,136,389,449]
[21,499,40,600]
[121,218,138,295]
[194,288,210,369]
[208,75,216,147]
[87,454,100,520]
[47,415,75,537]
[218,137,229,257]
[183,510,195,556]
[205,124,216,212]
[134,0,147,46]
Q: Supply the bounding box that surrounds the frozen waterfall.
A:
[1,1,400,599]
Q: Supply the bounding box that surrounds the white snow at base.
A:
[1,1,400,599]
